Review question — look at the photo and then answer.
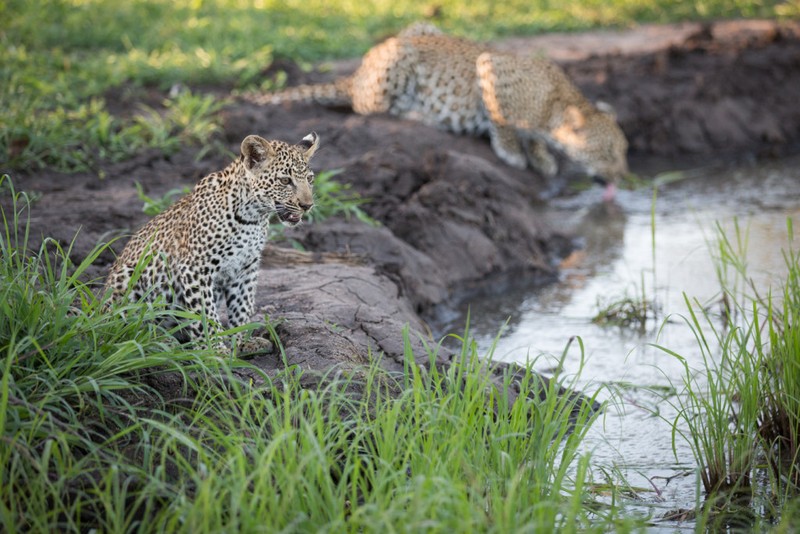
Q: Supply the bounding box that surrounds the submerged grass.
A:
[592,291,655,330]
[1,175,625,532]
[593,188,660,331]
[654,219,800,526]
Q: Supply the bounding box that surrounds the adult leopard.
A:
[252,23,628,200]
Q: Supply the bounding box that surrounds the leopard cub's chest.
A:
[209,223,266,283]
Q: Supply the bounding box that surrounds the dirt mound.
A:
[557,20,800,160]
[5,19,800,406]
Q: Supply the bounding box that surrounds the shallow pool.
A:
[436,155,800,527]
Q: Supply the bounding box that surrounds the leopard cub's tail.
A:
[246,78,353,108]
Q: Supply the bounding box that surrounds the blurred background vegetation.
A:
[2,0,798,172]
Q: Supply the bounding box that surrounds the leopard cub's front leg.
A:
[175,264,223,343]
[222,259,273,354]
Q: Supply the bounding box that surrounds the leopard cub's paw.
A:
[237,336,274,357]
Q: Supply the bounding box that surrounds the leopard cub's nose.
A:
[299,202,314,212]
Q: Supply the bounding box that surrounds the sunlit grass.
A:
[3,0,796,172]
[2,83,228,173]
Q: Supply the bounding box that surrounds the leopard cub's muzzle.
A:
[275,201,314,226]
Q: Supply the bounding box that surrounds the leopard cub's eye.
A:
[307,173,315,184]
[280,176,292,186]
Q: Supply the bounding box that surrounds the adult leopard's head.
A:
[241,132,319,225]
[551,104,629,200]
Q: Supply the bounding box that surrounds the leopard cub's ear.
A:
[298,132,320,160]
[241,135,274,170]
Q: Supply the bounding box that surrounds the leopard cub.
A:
[104,133,319,346]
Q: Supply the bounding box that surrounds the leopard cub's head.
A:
[241,133,320,226]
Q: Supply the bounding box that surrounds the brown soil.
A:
[4,19,800,404]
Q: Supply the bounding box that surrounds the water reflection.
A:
[541,200,628,308]
[435,156,800,524]
[434,201,628,348]
[443,157,800,368]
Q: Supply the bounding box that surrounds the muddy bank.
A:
[557,20,800,160]
[5,19,800,404]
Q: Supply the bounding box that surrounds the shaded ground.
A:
[5,19,800,401]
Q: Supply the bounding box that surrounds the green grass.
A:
[0,175,232,530]
[592,291,656,330]
[593,188,659,331]
[4,1,800,527]
[3,0,797,173]
[653,219,800,527]
[1,175,637,532]
[306,169,378,226]
[135,182,192,216]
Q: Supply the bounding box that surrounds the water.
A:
[438,156,800,527]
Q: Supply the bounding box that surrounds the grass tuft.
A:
[306,168,378,226]
[1,173,623,531]
[654,218,800,525]
[593,293,657,330]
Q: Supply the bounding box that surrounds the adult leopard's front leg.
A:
[485,121,528,169]
[476,53,529,170]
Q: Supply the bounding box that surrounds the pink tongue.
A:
[602,182,617,202]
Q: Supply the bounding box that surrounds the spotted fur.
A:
[104,133,319,343]
[254,23,628,195]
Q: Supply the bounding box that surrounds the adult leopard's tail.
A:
[246,78,353,108]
